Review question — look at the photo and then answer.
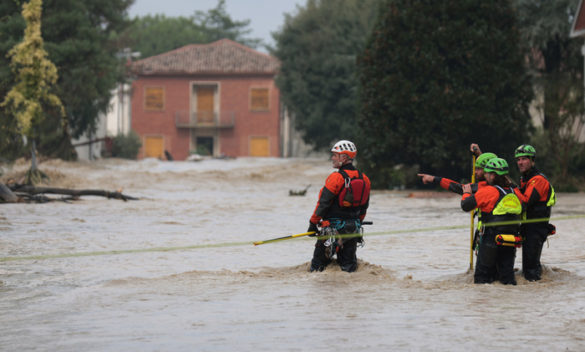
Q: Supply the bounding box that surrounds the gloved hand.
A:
[547,223,556,236]
[307,222,319,236]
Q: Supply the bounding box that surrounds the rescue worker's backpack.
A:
[338,170,370,208]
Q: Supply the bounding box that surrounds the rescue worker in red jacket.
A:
[461,158,522,285]
[419,151,498,252]
[513,144,556,281]
[417,152,497,194]
[308,140,371,272]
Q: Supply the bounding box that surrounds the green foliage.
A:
[0,0,133,161]
[0,2,30,160]
[272,0,380,151]
[514,0,585,188]
[42,0,133,139]
[111,131,141,159]
[192,0,261,48]
[371,164,420,189]
[116,15,207,59]
[0,115,26,161]
[118,0,261,58]
[195,145,210,156]
[36,112,77,160]
[1,0,65,137]
[357,0,533,188]
[525,128,584,192]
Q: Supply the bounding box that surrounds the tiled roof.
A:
[131,39,279,75]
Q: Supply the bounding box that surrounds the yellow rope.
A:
[1,214,583,263]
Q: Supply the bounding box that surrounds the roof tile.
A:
[131,39,279,75]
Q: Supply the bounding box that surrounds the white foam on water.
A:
[2,158,585,351]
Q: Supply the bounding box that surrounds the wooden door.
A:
[250,137,270,157]
[197,86,215,124]
[144,136,164,159]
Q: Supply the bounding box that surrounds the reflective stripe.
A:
[547,185,556,207]
[536,172,555,207]
[476,209,483,231]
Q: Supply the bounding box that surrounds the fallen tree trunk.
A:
[2,184,139,203]
[0,183,19,203]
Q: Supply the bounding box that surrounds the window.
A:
[144,87,165,111]
[250,88,269,111]
[249,136,269,156]
[144,136,164,158]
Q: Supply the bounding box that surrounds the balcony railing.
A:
[175,111,235,129]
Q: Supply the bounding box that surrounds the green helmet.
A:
[484,158,509,175]
[515,144,536,158]
[475,152,497,169]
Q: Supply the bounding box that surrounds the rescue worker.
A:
[461,158,522,285]
[513,144,556,281]
[417,152,498,194]
[418,152,498,253]
[308,140,371,272]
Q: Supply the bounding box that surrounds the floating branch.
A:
[1,184,139,203]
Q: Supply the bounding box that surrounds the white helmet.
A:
[331,140,357,159]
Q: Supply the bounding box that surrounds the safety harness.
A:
[485,185,523,248]
[322,218,364,259]
[319,169,370,259]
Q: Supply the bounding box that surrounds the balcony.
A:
[175,111,235,129]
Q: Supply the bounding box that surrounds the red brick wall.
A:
[131,77,191,160]
[218,76,280,157]
[131,74,281,160]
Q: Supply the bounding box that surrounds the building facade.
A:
[130,39,281,160]
[72,82,132,161]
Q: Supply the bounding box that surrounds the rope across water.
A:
[1,215,584,262]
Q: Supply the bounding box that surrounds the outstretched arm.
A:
[417,173,436,184]
[418,173,465,195]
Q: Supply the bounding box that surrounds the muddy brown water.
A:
[1,158,585,351]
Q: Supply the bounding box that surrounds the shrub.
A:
[111,131,141,159]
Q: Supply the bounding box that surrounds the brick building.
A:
[130,39,281,159]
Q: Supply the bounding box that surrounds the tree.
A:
[1,1,31,160]
[116,14,208,59]
[357,0,533,188]
[0,0,133,161]
[119,0,262,59]
[193,0,261,49]
[272,0,380,151]
[514,0,585,190]
[41,0,133,141]
[1,0,65,183]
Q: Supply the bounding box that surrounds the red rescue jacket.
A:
[461,185,521,235]
[310,164,371,224]
[514,168,554,219]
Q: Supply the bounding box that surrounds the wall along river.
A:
[1,157,585,351]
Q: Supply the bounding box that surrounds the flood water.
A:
[1,158,585,351]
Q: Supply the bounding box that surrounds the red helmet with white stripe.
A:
[331,140,357,159]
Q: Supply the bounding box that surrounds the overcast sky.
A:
[128,0,305,49]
